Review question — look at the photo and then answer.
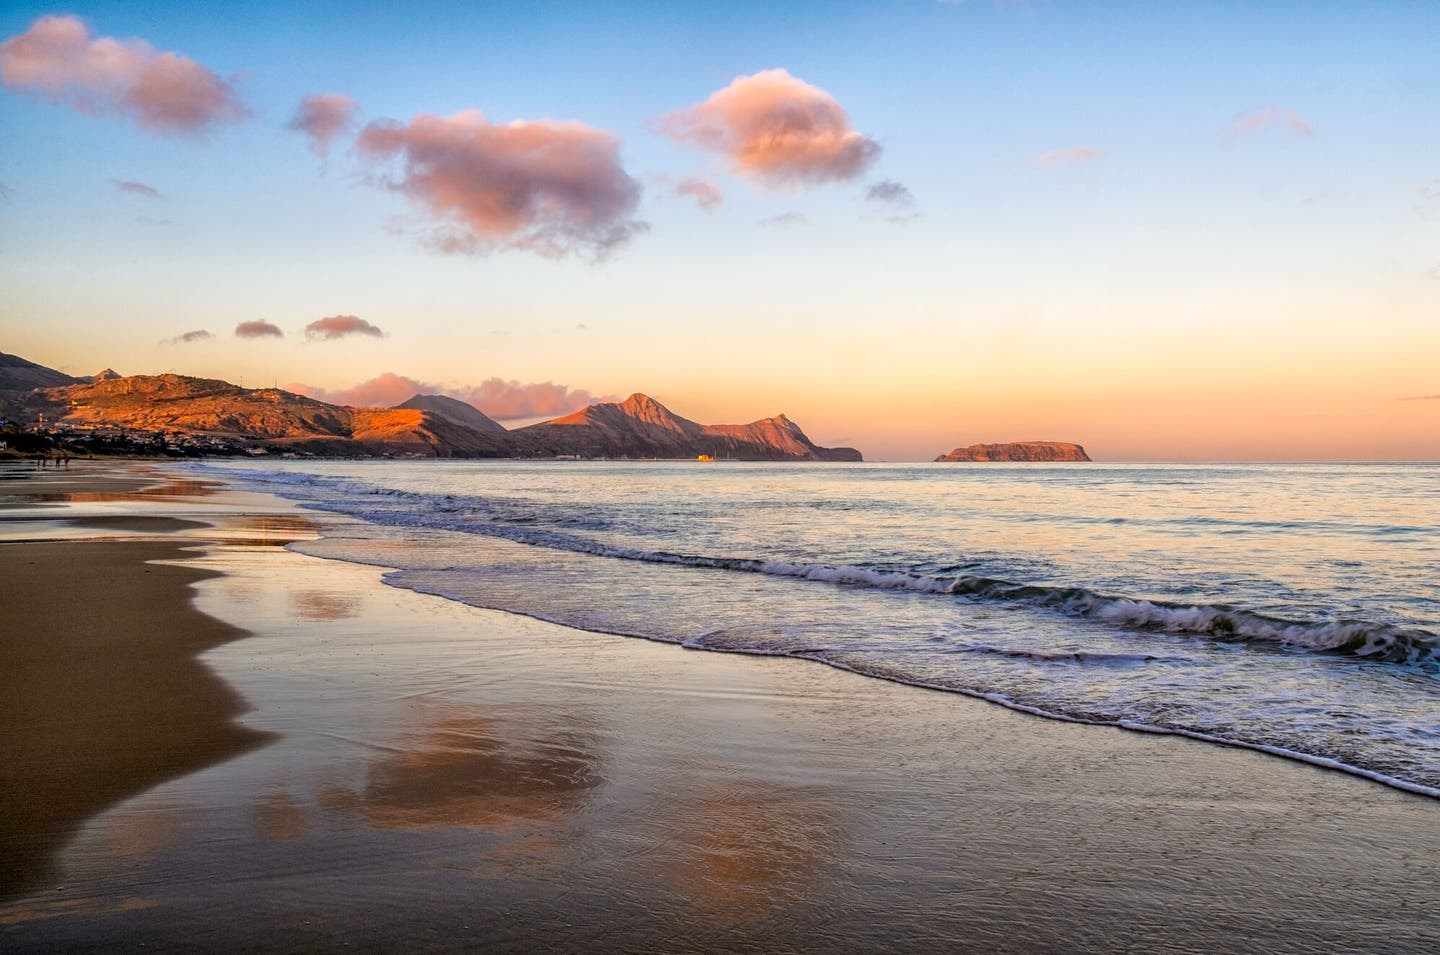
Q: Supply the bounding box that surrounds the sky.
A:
[1,0,1436,461]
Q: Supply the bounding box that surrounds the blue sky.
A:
[1,1,1437,459]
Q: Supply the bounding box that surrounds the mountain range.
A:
[0,353,861,461]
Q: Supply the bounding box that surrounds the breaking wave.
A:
[199,464,1440,672]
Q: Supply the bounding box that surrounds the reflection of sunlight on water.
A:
[659,783,836,924]
[320,706,603,835]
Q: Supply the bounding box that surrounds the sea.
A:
[190,459,1440,798]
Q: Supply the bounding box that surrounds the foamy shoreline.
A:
[2,460,1438,952]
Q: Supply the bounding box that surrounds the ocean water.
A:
[192,460,1440,797]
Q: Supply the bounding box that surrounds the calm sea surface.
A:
[193,460,1440,796]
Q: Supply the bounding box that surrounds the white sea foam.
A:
[190,459,1440,796]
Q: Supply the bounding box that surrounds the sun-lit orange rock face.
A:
[29,373,513,457]
[10,360,861,460]
[935,441,1091,462]
[516,393,862,461]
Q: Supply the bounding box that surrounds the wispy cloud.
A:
[1228,107,1313,140]
[112,178,161,198]
[1032,145,1105,167]
[760,212,807,227]
[658,69,880,187]
[290,372,613,420]
[1414,178,1440,221]
[235,319,283,339]
[865,179,915,207]
[164,329,212,345]
[1398,393,1440,401]
[305,315,384,340]
[0,15,246,135]
[288,92,358,157]
[675,177,723,210]
[357,109,646,260]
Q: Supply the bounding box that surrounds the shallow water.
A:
[8,541,1438,953]
[192,460,1440,795]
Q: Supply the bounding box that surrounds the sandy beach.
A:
[1,460,1436,953]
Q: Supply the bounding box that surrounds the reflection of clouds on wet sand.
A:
[0,894,160,928]
[61,477,221,503]
[220,515,322,546]
[254,790,309,843]
[99,805,190,860]
[321,707,602,835]
[659,783,837,924]
[290,591,359,622]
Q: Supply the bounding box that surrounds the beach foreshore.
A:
[0,460,1436,953]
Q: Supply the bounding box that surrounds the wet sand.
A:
[0,540,269,901]
[0,461,1436,953]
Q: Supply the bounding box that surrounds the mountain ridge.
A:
[3,358,861,460]
[514,393,861,461]
[394,394,509,436]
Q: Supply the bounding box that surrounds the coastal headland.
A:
[0,461,1436,951]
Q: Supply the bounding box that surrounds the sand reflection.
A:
[322,706,602,834]
[61,477,222,502]
[254,790,309,843]
[98,805,190,860]
[660,783,837,923]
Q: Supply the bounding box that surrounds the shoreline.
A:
[2,461,1438,951]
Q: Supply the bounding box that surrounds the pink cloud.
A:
[459,378,614,419]
[290,372,612,419]
[0,15,246,135]
[658,69,880,186]
[356,109,646,259]
[305,315,384,340]
[675,177,722,210]
[235,320,283,339]
[1032,146,1105,167]
[165,329,212,344]
[1228,108,1313,139]
[288,92,357,157]
[289,373,428,408]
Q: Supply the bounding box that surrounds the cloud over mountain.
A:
[291,372,611,420]
[0,15,246,135]
[658,69,880,186]
[289,93,357,156]
[235,320,283,339]
[305,315,384,340]
[357,109,646,259]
